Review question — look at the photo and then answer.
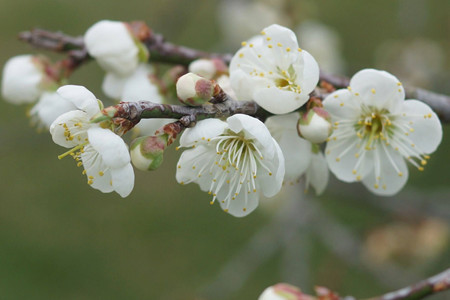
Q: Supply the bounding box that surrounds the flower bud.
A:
[1,55,47,104]
[259,283,311,300]
[297,107,332,144]
[176,73,214,106]
[84,20,142,76]
[130,135,168,171]
[188,58,228,79]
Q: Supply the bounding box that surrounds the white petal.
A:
[297,50,320,95]
[50,110,90,148]
[263,24,299,51]
[189,59,216,79]
[30,92,76,128]
[1,55,43,104]
[265,112,299,131]
[230,68,268,101]
[179,118,228,147]
[122,64,163,103]
[111,164,135,197]
[254,87,309,114]
[257,139,285,197]
[82,145,114,193]
[102,72,128,99]
[219,186,259,218]
[280,133,311,181]
[227,114,275,157]
[306,151,329,195]
[323,89,361,120]
[399,100,442,154]
[350,69,404,111]
[265,113,311,181]
[84,20,139,76]
[57,85,100,117]
[176,145,213,187]
[362,145,408,196]
[325,136,373,182]
[87,127,130,168]
[134,119,177,136]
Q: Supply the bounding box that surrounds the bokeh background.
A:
[0,0,449,299]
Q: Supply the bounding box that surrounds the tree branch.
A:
[19,27,450,123]
[369,268,450,300]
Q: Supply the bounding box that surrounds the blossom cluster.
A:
[1,21,443,217]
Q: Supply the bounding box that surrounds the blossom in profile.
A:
[119,64,176,136]
[1,55,50,104]
[176,114,285,217]
[85,20,146,77]
[229,24,319,114]
[323,69,442,195]
[30,91,76,129]
[266,113,329,194]
[50,85,134,197]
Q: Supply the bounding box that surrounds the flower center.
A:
[274,66,301,94]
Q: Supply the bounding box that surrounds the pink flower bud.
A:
[297,107,332,144]
[130,135,168,171]
[259,283,313,300]
[176,73,214,106]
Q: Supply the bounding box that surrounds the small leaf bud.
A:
[130,135,168,171]
[176,72,214,106]
[297,107,332,144]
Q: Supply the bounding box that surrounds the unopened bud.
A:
[297,107,332,144]
[130,135,168,171]
[176,72,214,106]
[259,283,311,300]
[188,58,229,79]
[1,55,54,104]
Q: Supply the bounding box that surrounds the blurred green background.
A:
[0,0,449,299]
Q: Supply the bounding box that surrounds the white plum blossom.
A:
[30,91,76,129]
[229,24,319,114]
[50,85,134,197]
[176,114,285,217]
[119,64,176,136]
[1,55,47,104]
[266,113,329,195]
[323,69,442,196]
[85,20,142,77]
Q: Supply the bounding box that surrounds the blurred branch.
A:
[19,27,450,123]
[368,268,450,300]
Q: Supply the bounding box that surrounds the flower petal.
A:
[297,50,320,95]
[87,127,130,168]
[323,89,361,120]
[1,55,43,104]
[30,91,76,128]
[325,136,373,182]
[399,100,442,154]
[50,110,90,148]
[102,72,128,99]
[57,85,100,117]
[306,151,329,195]
[350,69,404,111]
[362,145,408,196]
[227,114,275,157]
[253,87,309,114]
[111,164,135,197]
[257,139,285,197]
[122,64,163,103]
[179,119,228,147]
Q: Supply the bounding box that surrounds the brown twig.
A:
[368,268,450,300]
[19,27,450,123]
